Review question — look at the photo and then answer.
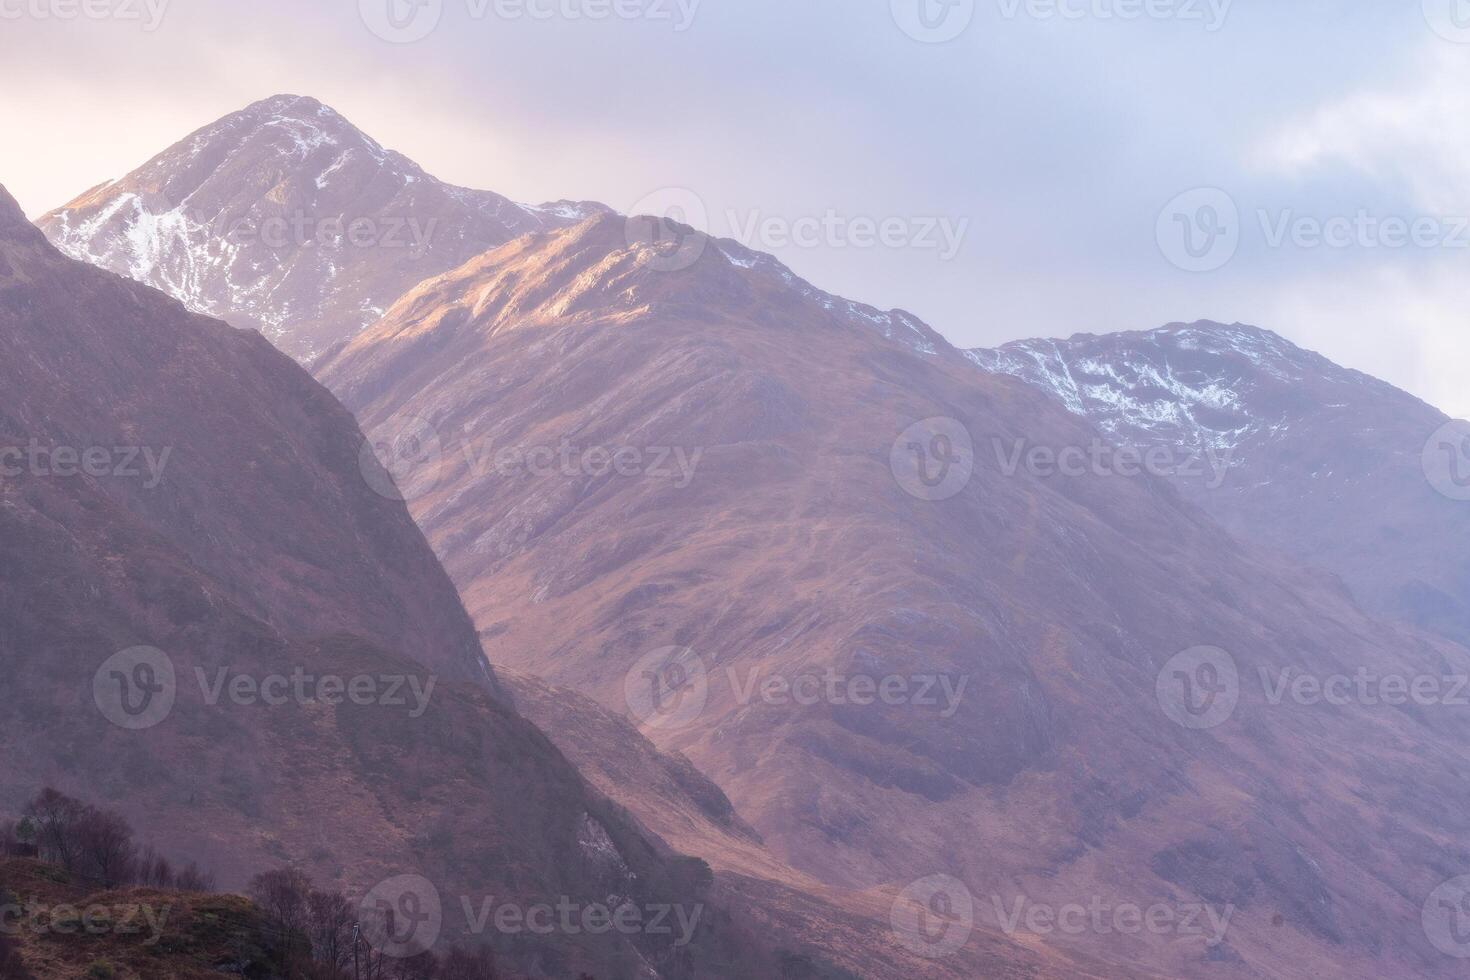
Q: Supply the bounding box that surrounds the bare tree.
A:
[439,947,500,980]
[359,946,392,980]
[306,889,355,975]
[22,789,86,871]
[388,951,440,980]
[174,861,216,893]
[249,867,314,969]
[74,807,137,888]
[135,845,175,889]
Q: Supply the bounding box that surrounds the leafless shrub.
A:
[73,807,137,888]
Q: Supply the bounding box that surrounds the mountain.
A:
[500,670,1126,980]
[0,184,796,979]
[969,321,1470,648]
[316,214,1470,979]
[37,94,603,362]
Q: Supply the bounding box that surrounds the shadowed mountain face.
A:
[319,215,1470,979]
[969,322,1470,649]
[0,183,487,687]
[36,95,603,362]
[0,185,797,979]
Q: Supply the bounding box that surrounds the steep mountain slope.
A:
[37,95,602,362]
[0,185,792,979]
[319,215,1470,979]
[502,671,1129,980]
[2,183,486,687]
[970,322,1470,647]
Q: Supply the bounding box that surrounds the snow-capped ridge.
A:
[968,321,1312,457]
[36,95,608,362]
[712,238,947,356]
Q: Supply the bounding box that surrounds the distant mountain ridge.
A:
[970,320,1470,647]
[38,94,605,361]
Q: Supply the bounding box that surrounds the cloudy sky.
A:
[2,0,1467,416]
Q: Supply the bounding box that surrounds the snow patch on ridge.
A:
[967,324,1319,458]
[715,242,941,357]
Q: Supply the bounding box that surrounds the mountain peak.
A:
[191,93,388,168]
[969,317,1424,464]
[246,92,329,116]
[36,98,602,361]
[318,209,959,371]
[967,321,1328,455]
[1143,319,1304,361]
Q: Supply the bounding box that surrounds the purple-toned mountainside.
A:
[39,98,1470,979]
[970,321,1470,648]
[0,183,801,980]
[317,217,1470,980]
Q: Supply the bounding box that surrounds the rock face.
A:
[37,94,603,362]
[318,216,1470,980]
[970,321,1470,648]
[0,184,786,979]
